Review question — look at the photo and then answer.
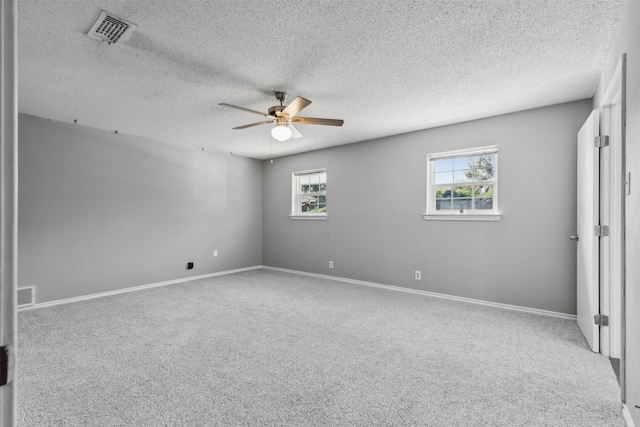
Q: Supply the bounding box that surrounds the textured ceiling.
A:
[18,0,623,160]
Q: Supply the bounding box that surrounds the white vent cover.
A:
[87,10,137,45]
[18,287,35,307]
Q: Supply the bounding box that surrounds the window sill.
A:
[289,214,328,221]
[422,213,502,222]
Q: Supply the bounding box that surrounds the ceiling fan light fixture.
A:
[271,124,292,141]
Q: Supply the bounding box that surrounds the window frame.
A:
[424,145,501,221]
[290,168,328,221]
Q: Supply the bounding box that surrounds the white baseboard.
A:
[19,265,263,311]
[20,264,577,321]
[262,266,577,320]
[623,404,636,427]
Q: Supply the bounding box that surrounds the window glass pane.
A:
[473,168,494,181]
[435,171,452,185]
[300,196,317,212]
[434,159,453,173]
[318,195,326,204]
[473,185,494,197]
[474,198,493,210]
[473,155,495,177]
[453,157,470,171]
[479,153,495,165]
[453,186,472,197]
[319,183,326,192]
[435,199,452,210]
[454,170,472,183]
[435,187,451,198]
[452,198,472,210]
[300,184,309,194]
[316,203,326,213]
[310,184,320,192]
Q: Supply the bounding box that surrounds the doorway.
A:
[575,55,625,392]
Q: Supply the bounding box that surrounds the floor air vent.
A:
[18,287,35,308]
[87,10,137,45]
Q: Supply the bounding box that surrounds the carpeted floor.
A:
[18,269,624,426]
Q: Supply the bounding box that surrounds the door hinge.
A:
[594,225,609,237]
[0,345,13,386]
[594,314,609,326]
[594,135,609,148]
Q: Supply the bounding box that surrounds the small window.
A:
[291,169,327,220]
[425,146,500,220]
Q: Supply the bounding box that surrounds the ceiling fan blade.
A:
[232,120,275,130]
[291,117,344,127]
[289,124,303,139]
[219,103,275,118]
[281,97,311,118]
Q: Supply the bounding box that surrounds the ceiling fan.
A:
[219,91,344,141]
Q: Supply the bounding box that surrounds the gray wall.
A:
[263,100,591,315]
[19,114,262,303]
[593,0,640,422]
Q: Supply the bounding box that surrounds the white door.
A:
[576,110,600,352]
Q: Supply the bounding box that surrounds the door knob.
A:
[570,235,579,241]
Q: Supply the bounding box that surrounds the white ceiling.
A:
[18,1,624,160]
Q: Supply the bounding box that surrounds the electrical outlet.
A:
[213,250,218,257]
[415,270,421,280]
[329,261,334,269]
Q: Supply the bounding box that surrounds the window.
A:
[425,146,500,221]
[290,169,327,220]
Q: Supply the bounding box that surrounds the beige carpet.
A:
[18,269,624,426]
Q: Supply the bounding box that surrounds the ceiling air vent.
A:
[87,10,137,45]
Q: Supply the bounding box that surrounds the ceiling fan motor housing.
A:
[268,105,285,117]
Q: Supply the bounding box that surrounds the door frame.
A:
[0,0,18,424]
[599,54,626,401]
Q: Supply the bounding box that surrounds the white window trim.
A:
[291,168,328,220]
[424,145,501,221]
[289,214,328,221]
[422,213,502,221]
